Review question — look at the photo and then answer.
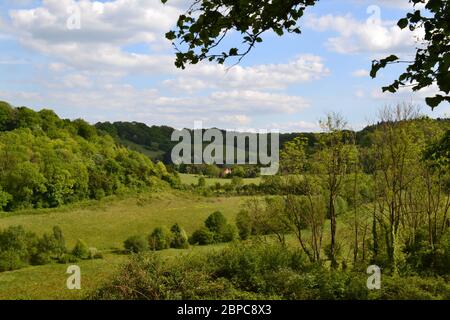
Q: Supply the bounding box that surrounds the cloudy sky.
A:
[0,0,448,132]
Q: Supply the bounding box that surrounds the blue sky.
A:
[0,0,448,132]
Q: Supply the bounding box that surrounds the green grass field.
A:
[179,173,261,186]
[0,192,246,299]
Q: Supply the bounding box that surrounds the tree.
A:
[148,227,172,251]
[170,223,189,249]
[205,211,228,234]
[370,105,423,274]
[162,0,318,68]
[314,113,357,268]
[124,235,149,253]
[370,0,450,108]
[72,239,90,259]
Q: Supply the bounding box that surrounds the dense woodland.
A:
[0,101,179,211]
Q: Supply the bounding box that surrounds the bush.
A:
[0,225,37,269]
[72,239,90,259]
[90,241,450,300]
[205,211,227,234]
[236,210,252,240]
[148,227,172,251]
[0,250,26,271]
[31,252,52,266]
[221,224,237,243]
[35,226,66,259]
[190,227,215,245]
[124,235,148,253]
[170,224,189,249]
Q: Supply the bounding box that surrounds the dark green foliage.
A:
[148,227,172,251]
[205,211,227,234]
[124,235,149,253]
[71,239,90,259]
[170,224,189,249]
[189,227,215,245]
[235,210,252,240]
[91,242,450,300]
[162,0,318,68]
[0,225,37,271]
[197,177,206,188]
[220,224,237,243]
[190,211,237,244]
[0,225,69,271]
[33,226,67,264]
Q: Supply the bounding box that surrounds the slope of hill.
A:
[0,101,178,212]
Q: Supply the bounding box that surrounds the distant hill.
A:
[95,121,320,164]
[96,118,450,164]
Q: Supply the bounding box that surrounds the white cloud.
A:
[164,54,330,93]
[62,74,92,88]
[8,0,181,74]
[352,69,369,78]
[221,115,252,126]
[1,86,310,129]
[305,13,423,56]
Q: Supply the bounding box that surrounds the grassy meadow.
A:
[0,191,246,299]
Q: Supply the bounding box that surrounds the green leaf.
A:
[425,95,444,109]
[397,18,408,29]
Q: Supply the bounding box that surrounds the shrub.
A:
[31,252,52,266]
[0,225,37,269]
[72,239,90,259]
[221,224,237,243]
[124,235,148,253]
[0,250,26,271]
[170,224,189,249]
[91,253,257,300]
[235,210,252,240]
[35,226,66,259]
[189,227,215,245]
[89,241,450,300]
[205,211,227,234]
[148,227,172,251]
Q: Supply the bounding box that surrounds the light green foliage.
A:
[170,223,189,249]
[148,227,172,251]
[72,239,90,259]
[0,102,177,211]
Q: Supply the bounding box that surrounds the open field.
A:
[0,192,245,250]
[0,192,246,299]
[179,173,262,187]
